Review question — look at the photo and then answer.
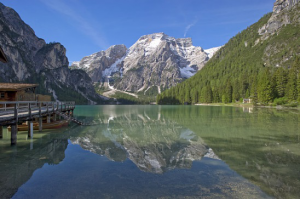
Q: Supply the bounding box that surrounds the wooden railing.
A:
[0,101,75,125]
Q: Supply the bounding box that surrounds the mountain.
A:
[71,44,127,83]
[71,33,221,98]
[259,0,299,38]
[157,0,300,105]
[0,2,105,104]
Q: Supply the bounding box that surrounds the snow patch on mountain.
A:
[146,36,162,51]
[81,52,99,69]
[127,33,164,58]
[180,66,196,78]
[71,61,80,68]
[204,46,222,59]
[102,55,126,77]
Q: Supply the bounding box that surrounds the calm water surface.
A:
[0,105,299,199]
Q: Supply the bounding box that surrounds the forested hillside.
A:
[157,4,300,106]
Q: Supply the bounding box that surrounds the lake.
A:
[0,105,299,199]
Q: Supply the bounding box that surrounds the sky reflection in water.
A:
[1,105,299,198]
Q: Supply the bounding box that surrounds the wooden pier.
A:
[0,101,75,145]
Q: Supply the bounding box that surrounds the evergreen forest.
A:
[157,8,300,106]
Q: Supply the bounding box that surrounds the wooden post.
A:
[28,103,33,137]
[0,126,3,139]
[15,103,18,124]
[39,117,43,132]
[28,103,32,120]
[10,103,19,145]
[11,124,17,145]
[39,102,41,116]
[38,102,43,132]
[28,121,33,138]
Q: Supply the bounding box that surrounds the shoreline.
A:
[195,103,300,110]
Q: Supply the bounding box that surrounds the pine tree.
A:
[286,66,298,101]
[297,76,300,102]
[245,89,250,98]
[206,85,213,103]
[258,69,273,104]
[212,88,220,103]
[251,76,258,105]
[275,67,287,98]
[156,94,161,104]
[190,88,198,104]
[184,87,190,104]
[224,81,232,103]
[294,57,300,102]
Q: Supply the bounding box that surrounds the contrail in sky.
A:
[184,20,198,37]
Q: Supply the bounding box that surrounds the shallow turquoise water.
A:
[1,105,299,198]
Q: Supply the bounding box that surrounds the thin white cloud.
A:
[39,0,109,49]
[184,19,198,37]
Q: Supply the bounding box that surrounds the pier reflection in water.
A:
[0,127,72,199]
[2,105,298,198]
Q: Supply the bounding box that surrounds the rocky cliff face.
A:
[72,33,221,96]
[257,0,300,67]
[259,0,299,38]
[72,44,127,83]
[0,2,104,104]
[273,0,299,13]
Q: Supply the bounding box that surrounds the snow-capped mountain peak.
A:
[71,33,222,96]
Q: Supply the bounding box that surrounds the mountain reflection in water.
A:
[3,105,298,198]
[70,109,214,174]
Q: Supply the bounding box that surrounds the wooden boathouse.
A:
[0,46,76,145]
[0,83,38,103]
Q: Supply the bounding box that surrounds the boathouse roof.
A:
[0,46,8,63]
[0,83,38,91]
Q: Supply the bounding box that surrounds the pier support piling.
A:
[39,117,43,132]
[0,126,3,139]
[47,116,51,123]
[28,121,33,138]
[11,124,17,145]
[53,114,57,122]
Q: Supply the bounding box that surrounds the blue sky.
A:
[1,0,275,64]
